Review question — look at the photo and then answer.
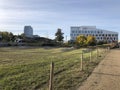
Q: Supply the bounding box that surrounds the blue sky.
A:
[0,0,120,40]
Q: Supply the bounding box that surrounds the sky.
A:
[0,0,120,40]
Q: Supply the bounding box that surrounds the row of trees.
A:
[0,29,64,43]
[0,32,14,42]
[0,31,26,42]
[0,29,97,47]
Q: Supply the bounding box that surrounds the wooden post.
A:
[96,48,98,60]
[105,48,106,53]
[106,48,107,53]
[80,51,83,71]
[49,62,54,90]
[90,49,92,62]
[101,48,104,56]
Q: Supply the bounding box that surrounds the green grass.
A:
[0,47,106,90]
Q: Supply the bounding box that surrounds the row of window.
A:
[70,34,118,37]
[71,37,117,40]
[96,37,117,40]
[71,30,103,34]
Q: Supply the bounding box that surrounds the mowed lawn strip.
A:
[0,47,105,90]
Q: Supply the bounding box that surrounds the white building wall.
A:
[70,26,118,43]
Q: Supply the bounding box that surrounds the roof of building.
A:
[71,26,118,34]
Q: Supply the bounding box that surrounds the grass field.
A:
[0,46,106,90]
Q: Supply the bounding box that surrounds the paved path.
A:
[78,49,120,90]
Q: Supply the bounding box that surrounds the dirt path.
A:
[78,49,120,90]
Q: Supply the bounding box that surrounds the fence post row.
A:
[49,62,54,90]
[48,47,107,89]
[80,51,83,71]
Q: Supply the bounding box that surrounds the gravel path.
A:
[78,49,120,90]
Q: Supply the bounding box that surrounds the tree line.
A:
[0,29,64,43]
[0,29,98,47]
[0,31,26,42]
[0,32,14,42]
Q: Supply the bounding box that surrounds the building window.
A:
[79,31,81,33]
[72,31,74,33]
[82,31,84,33]
[73,37,74,40]
[108,34,111,36]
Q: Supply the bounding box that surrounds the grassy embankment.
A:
[0,47,107,90]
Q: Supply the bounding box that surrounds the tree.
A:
[86,35,96,46]
[17,33,26,39]
[55,28,64,42]
[9,32,14,42]
[0,31,14,42]
[76,35,87,46]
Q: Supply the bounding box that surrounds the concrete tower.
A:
[24,26,33,37]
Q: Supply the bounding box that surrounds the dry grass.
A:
[0,47,106,90]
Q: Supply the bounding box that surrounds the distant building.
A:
[24,26,33,37]
[33,35,40,38]
[70,26,118,43]
[15,38,23,43]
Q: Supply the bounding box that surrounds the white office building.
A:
[70,26,118,43]
[24,26,33,37]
